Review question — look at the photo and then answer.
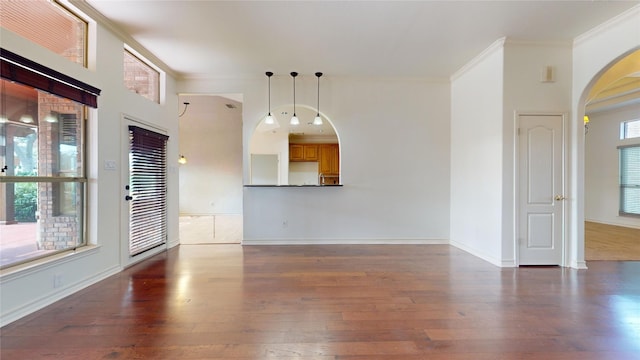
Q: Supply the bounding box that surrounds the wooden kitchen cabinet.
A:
[289,144,318,161]
[319,144,339,175]
[290,144,304,161]
[303,144,319,161]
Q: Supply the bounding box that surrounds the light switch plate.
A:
[104,160,117,170]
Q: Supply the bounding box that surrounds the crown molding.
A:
[574,4,640,47]
[504,39,572,48]
[65,0,179,79]
[450,37,506,82]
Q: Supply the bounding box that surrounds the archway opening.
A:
[249,104,341,186]
[582,48,640,261]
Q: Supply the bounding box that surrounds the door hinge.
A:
[517,128,521,136]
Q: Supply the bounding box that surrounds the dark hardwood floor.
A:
[2,244,639,359]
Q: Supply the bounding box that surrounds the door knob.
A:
[554,195,565,201]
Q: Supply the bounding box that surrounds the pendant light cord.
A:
[292,72,297,115]
[316,72,321,116]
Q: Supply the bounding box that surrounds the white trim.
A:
[585,219,640,230]
[0,245,101,282]
[242,238,448,246]
[574,5,640,47]
[504,39,572,48]
[571,261,589,270]
[449,240,503,267]
[450,37,506,82]
[0,262,120,327]
[65,0,178,78]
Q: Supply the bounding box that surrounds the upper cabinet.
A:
[289,144,319,162]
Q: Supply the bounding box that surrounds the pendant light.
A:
[290,72,300,126]
[265,71,275,125]
[313,72,323,125]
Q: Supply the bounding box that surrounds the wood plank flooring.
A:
[2,244,640,359]
[585,221,640,260]
[0,245,640,360]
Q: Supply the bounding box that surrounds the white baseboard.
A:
[585,219,640,230]
[0,264,121,327]
[571,260,589,270]
[242,238,449,245]
[449,240,503,267]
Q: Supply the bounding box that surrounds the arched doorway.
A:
[582,49,640,261]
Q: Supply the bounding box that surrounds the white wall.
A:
[571,5,640,268]
[585,104,640,228]
[178,95,243,215]
[450,39,573,267]
[0,6,179,325]
[181,75,451,244]
[249,118,289,185]
[450,40,505,265]
[502,41,573,265]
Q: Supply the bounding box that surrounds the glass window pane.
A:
[620,146,640,216]
[0,79,84,177]
[0,0,86,65]
[1,77,86,269]
[124,50,160,103]
[623,120,640,139]
[0,181,85,268]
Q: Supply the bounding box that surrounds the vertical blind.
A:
[620,145,640,216]
[128,126,169,256]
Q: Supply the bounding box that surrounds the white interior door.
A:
[518,114,565,265]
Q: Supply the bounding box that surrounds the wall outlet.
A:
[53,274,63,288]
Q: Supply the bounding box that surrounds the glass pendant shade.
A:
[265,113,275,125]
[313,114,323,125]
[290,114,300,125]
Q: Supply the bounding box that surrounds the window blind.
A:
[620,145,640,216]
[128,126,169,256]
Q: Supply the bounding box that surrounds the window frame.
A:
[123,47,161,104]
[620,119,640,140]
[0,83,89,269]
[0,0,88,67]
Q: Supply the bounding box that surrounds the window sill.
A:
[0,245,101,282]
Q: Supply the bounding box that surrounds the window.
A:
[621,119,640,140]
[0,79,87,268]
[124,49,160,103]
[619,145,640,216]
[0,0,87,66]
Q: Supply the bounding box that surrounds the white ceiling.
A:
[83,1,638,80]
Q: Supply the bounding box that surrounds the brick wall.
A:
[36,93,82,250]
